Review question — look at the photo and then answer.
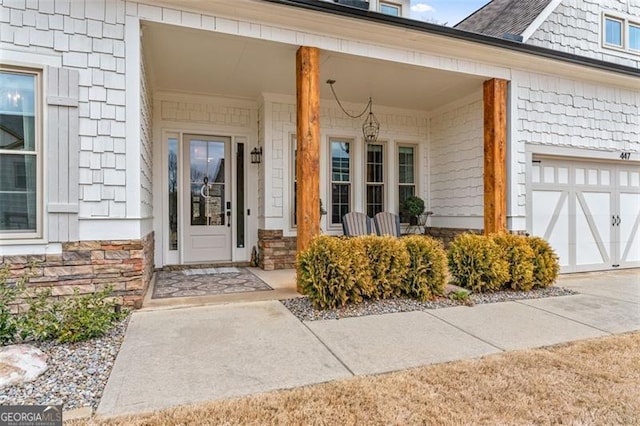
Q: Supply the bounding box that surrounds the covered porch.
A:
[142,20,509,271]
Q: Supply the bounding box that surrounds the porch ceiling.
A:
[143,22,485,111]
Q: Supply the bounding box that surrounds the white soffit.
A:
[143,22,485,111]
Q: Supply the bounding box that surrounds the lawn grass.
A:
[74,332,640,425]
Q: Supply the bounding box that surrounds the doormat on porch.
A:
[152,268,273,299]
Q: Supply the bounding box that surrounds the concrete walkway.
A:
[97,269,639,418]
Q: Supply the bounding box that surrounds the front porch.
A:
[141,20,510,273]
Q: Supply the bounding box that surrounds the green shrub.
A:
[0,264,126,345]
[401,236,448,300]
[448,233,509,292]
[0,267,19,345]
[492,233,535,291]
[57,286,125,343]
[297,235,367,309]
[527,236,560,287]
[16,287,61,342]
[358,235,409,299]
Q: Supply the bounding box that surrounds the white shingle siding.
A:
[516,74,640,151]
[514,70,640,216]
[140,45,154,218]
[527,0,640,68]
[429,98,484,218]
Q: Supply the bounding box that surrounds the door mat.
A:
[152,268,273,299]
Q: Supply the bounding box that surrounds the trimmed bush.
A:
[401,236,448,300]
[448,233,509,292]
[492,233,535,291]
[358,235,409,299]
[528,236,560,287]
[297,235,368,309]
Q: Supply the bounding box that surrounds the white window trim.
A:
[603,15,624,49]
[601,12,640,57]
[379,1,401,16]
[328,136,354,229]
[629,22,640,53]
[363,140,387,217]
[0,66,43,241]
[396,142,418,224]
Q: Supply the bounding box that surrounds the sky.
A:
[409,0,492,26]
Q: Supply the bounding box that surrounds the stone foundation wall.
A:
[424,227,483,248]
[258,229,297,271]
[424,227,528,248]
[1,232,154,309]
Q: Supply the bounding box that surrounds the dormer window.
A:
[379,1,401,16]
[630,23,640,51]
[604,16,623,47]
[602,13,640,55]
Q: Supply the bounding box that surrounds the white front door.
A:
[182,134,232,263]
[529,157,640,273]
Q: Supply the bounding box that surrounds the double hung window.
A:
[0,68,40,238]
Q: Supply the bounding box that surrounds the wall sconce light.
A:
[327,79,380,144]
[251,147,262,164]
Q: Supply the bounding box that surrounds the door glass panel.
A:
[190,140,225,226]
[236,143,245,248]
[168,137,178,250]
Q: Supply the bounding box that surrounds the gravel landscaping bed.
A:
[0,314,130,410]
[281,286,577,321]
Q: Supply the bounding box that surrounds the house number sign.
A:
[620,152,632,160]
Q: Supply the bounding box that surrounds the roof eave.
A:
[261,0,640,79]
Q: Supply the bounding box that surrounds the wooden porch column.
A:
[483,78,508,235]
[296,46,321,263]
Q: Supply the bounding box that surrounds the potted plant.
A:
[401,195,425,225]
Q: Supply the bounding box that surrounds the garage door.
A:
[529,157,640,273]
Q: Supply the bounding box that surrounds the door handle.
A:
[616,215,621,226]
[227,210,231,227]
[612,215,616,226]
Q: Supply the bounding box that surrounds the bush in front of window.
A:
[358,235,409,300]
[448,233,510,292]
[401,235,448,300]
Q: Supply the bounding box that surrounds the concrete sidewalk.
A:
[97,269,639,418]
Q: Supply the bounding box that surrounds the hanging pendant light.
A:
[362,98,379,144]
[327,80,380,144]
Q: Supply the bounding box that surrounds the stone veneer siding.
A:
[424,227,528,248]
[2,232,154,309]
[258,229,297,271]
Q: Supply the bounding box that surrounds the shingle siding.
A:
[455,0,552,37]
[527,0,640,68]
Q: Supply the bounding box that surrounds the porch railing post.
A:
[296,46,321,289]
[483,78,508,235]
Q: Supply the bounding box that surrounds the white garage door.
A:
[529,157,640,273]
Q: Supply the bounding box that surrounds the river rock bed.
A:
[0,314,130,411]
[281,286,577,321]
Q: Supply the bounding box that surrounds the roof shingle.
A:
[454,0,552,38]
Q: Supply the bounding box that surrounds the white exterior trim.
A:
[526,144,640,163]
[0,243,62,256]
[521,0,563,42]
[0,46,63,68]
[125,15,142,219]
[78,218,154,240]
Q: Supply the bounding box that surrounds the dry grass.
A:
[73,332,640,426]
